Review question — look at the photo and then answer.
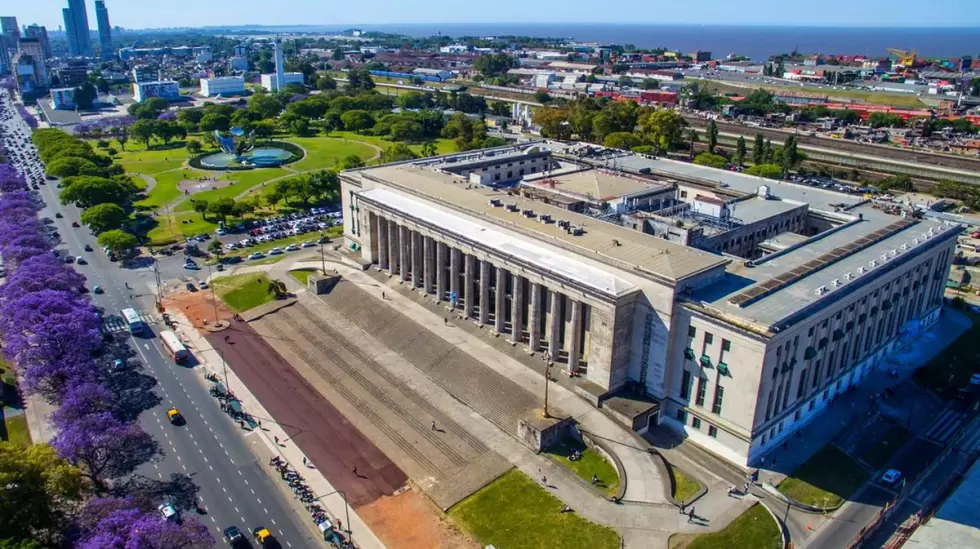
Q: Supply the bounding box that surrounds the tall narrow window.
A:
[711,385,725,415]
[680,370,692,400]
[696,377,707,407]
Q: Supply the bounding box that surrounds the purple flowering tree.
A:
[0,254,86,300]
[77,497,214,549]
[16,105,38,130]
[52,412,160,493]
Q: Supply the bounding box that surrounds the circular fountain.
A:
[197,127,296,169]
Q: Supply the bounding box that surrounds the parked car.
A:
[285,244,299,252]
[159,502,179,521]
[880,469,902,485]
[248,252,265,260]
[269,247,283,255]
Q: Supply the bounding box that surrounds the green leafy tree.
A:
[603,132,640,150]
[473,53,517,77]
[345,69,375,93]
[0,442,83,545]
[192,199,209,220]
[199,113,230,133]
[420,142,437,157]
[208,239,223,256]
[73,82,98,110]
[267,279,288,299]
[252,120,277,139]
[752,133,765,165]
[248,93,284,120]
[781,135,801,172]
[130,119,157,148]
[380,143,419,163]
[59,177,135,208]
[206,197,236,223]
[46,157,101,178]
[744,163,784,180]
[639,109,686,152]
[390,120,424,142]
[706,119,719,154]
[693,152,728,169]
[316,74,337,90]
[763,139,774,164]
[185,140,202,154]
[80,203,127,233]
[337,154,366,170]
[97,229,138,254]
[641,78,659,90]
[340,110,374,132]
[733,136,747,166]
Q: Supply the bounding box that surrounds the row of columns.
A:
[371,213,589,370]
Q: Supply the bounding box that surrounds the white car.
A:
[269,247,283,255]
[215,228,227,235]
[880,469,902,486]
[75,256,86,264]
[247,252,265,260]
[158,502,178,521]
[198,279,208,289]
[301,240,316,248]
[285,244,299,252]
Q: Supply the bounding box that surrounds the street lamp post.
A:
[316,489,352,543]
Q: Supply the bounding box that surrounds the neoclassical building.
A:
[338,142,959,466]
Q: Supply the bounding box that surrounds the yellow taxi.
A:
[167,407,185,425]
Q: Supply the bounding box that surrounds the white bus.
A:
[121,308,145,334]
[159,330,190,364]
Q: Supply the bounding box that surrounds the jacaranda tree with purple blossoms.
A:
[76,497,214,549]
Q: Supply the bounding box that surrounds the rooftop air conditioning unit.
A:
[506,204,519,212]
[844,272,853,281]
[831,279,841,287]
[816,286,828,296]
[901,243,909,251]
[539,214,552,223]
[912,238,919,245]
[488,199,503,207]
[881,253,889,262]
[890,249,898,257]
[870,260,879,268]
[857,266,867,274]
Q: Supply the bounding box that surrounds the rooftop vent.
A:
[505,203,519,212]
[890,249,898,257]
[816,286,828,296]
[901,243,909,251]
[857,266,867,274]
[912,238,919,245]
[870,260,879,268]
[488,199,503,207]
[831,279,841,288]
[557,220,571,229]
[881,253,889,262]
[539,214,552,224]
[571,227,585,236]
[522,209,536,218]
[612,239,621,247]
[844,272,853,281]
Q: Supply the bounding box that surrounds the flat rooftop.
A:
[359,164,729,284]
[903,459,980,549]
[522,169,669,202]
[730,196,805,225]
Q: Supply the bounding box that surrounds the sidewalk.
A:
[169,309,387,549]
[268,256,757,547]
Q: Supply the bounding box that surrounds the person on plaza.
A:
[591,474,598,486]
[431,420,436,431]
[688,507,696,523]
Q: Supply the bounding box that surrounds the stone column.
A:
[548,291,562,360]
[528,283,542,352]
[399,226,410,282]
[568,300,583,372]
[423,236,433,294]
[377,216,389,270]
[511,275,524,344]
[387,221,398,276]
[450,248,461,308]
[464,254,475,318]
[494,267,507,333]
[479,260,491,325]
[411,232,422,288]
[436,242,447,301]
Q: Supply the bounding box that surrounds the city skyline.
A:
[3,0,980,31]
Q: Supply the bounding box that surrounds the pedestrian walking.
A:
[687,507,695,523]
[302,457,307,466]
[443,317,448,325]
[382,291,385,299]
[274,436,280,445]
[743,482,750,494]
[591,474,598,486]
[541,475,547,485]
[431,420,436,431]
[679,502,686,514]
[352,466,358,476]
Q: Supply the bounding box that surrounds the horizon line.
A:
[93,22,980,31]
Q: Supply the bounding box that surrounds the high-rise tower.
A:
[273,37,285,91]
[63,0,92,57]
[95,0,112,60]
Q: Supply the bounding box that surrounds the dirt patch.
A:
[357,487,479,549]
[177,176,224,194]
[162,289,233,329]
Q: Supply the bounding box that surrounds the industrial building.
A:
[199,76,245,97]
[133,80,180,102]
[338,142,959,467]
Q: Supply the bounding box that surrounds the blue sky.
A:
[7,0,980,30]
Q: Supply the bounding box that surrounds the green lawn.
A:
[1,414,31,446]
[913,311,980,399]
[449,469,620,549]
[289,269,317,285]
[861,426,911,470]
[146,211,220,245]
[672,466,702,503]
[211,272,279,312]
[777,445,868,508]
[701,80,927,109]
[285,137,376,172]
[173,168,289,213]
[135,169,200,210]
[674,503,782,549]
[544,438,620,497]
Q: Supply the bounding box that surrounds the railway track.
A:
[686,118,980,173]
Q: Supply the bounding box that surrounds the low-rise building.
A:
[133,80,180,102]
[51,87,76,109]
[260,72,303,91]
[199,76,246,97]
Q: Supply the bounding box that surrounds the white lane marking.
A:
[286,542,292,548]
[250,488,255,495]
[270,519,277,525]
[237,470,243,476]
[203,456,208,463]
[157,472,162,478]
[243,478,248,485]
[222,486,227,493]
[153,464,159,469]
[256,498,262,504]
[264,507,268,514]
[210,517,216,523]
[234,506,240,513]
[143,343,150,349]
[209,465,214,471]
[181,464,187,471]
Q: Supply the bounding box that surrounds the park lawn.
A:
[449,469,620,549]
[544,438,620,497]
[211,272,278,312]
[173,168,289,213]
[861,426,912,470]
[1,414,32,446]
[777,444,868,508]
[285,137,376,172]
[289,269,316,285]
[146,211,219,245]
[672,467,702,503]
[671,503,781,549]
[328,131,457,157]
[136,169,198,210]
[913,310,980,399]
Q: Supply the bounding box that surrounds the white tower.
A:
[273,37,285,91]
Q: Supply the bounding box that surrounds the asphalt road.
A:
[2,96,320,548]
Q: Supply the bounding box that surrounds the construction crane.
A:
[887,48,919,67]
